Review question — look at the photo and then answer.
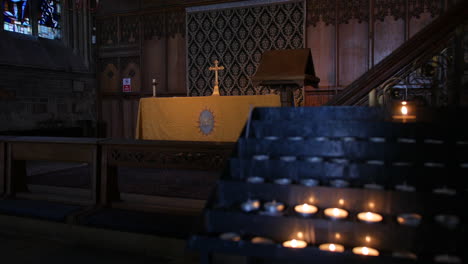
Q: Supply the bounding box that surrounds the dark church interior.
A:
[0,0,467,263]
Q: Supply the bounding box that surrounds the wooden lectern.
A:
[252,48,320,106]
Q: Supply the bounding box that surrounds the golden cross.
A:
[209,60,224,96]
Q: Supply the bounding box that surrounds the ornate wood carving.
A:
[142,12,165,40]
[375,0,406,21]
[142,8,186,40]
[100,58,119,93]
[109,149,229,170]
[99,17,118,46]
[338,0,369,24]
[120,16,140,44]
[306,0,336,26]
[166,9,186,37]
[409,0,443,19]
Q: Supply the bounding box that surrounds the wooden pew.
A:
[5,137,104,205]
[100,139,234,214]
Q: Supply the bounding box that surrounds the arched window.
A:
[38,0,61,39]
[2,0,61,39]
[3,0,32,35]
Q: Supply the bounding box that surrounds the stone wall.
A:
[0,9,96,135]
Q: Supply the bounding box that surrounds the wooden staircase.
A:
[326,0,468,106]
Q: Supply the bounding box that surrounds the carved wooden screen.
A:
[186,0,305,104]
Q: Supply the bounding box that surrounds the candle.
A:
[330,179,349,188]
[251,237,274,244]
[357,212,383,223]
[246,176,264,184]
[397,213,422,227]
[324,208,349,220]
[264,201,285,213]
[240,199,260,212]
[352,247,379,256]
[152,79,156,97]
[300,178,319,187]
[319,243,345,253]
[283,239,307,248]
[219,232,241,241]
[294,203,318,217]
[274,178,291,185]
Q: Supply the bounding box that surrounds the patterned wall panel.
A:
[186,0,305,103]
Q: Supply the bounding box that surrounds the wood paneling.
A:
[142,38,168,94]
[167,34,187,95]
[338,20,369,86]
[409,12,435,38]
[374,17,405,65]
[307,21,336,87]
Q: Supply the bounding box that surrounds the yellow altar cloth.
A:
[135,95,281,142]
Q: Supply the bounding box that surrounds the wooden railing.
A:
[326,0,468,106]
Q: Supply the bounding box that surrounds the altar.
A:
[135,94,280,142]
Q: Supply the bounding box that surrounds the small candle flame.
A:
[362,247,370,255]
[333,208,340,216]
[401,106,408,115]
[291,239,298,248]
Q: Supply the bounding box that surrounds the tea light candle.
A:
[246,176,264,184]
[253,154,269,161]
[294,203,318,217]
[241,199,260,212]
[264,136,279,140]
[219,232,241,241]
[392,251,418,260]
[434,214,460,229]
[280,156,296,162]
[274,178,291,185]
[397,213,422,227]
[357,212,383,223]
[330,179,349,188]
[288,136,304,141]
[283,239,307,248]
[324,208,349,220]
[352,246,379,256]
[306,156,323,163]
[251,236,274,244]
[319,243,345,253]
[264,201,285,213]
[300,178,319,187]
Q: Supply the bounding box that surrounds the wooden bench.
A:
[5,137,104,205]
[99,139,234,214]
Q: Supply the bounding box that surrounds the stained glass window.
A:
[38,0,61,40]
[3,0,32,35]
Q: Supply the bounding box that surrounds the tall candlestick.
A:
[152,78,157,97]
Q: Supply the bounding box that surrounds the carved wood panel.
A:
[99,17,118,46]
[120,16,140,44]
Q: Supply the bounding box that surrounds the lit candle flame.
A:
[401,106,408,115]
[362,247,370,255]
[329,244,336,251]
[291,239,298,247]
[333,208,340,216]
